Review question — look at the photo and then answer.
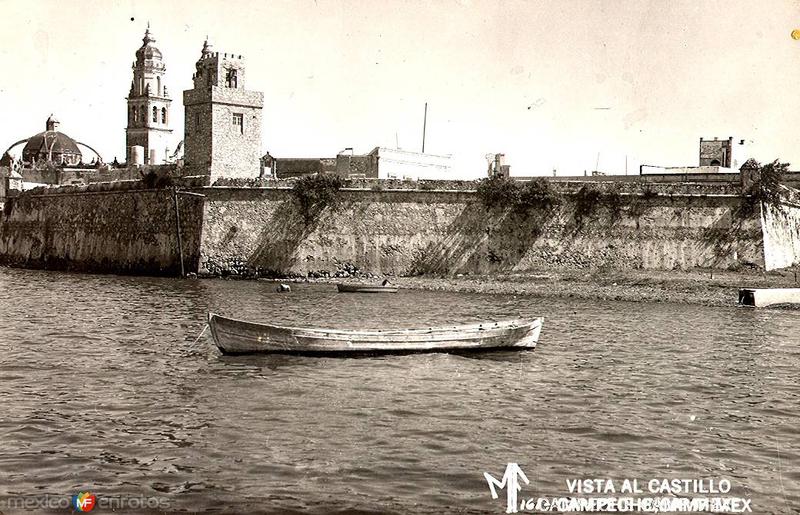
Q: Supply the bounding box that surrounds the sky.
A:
[1,0,800,178]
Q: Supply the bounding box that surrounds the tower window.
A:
[232,113,243,134]
[162,107,167,124]
[226,69,238,88]
[152,106,158,123]
[195,112,201,130]
[140,106,146,125]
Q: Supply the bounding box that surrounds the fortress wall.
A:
[0,182,771,277]
[0,186,204,275]
[761,200,800,271]
[197,186,765,277]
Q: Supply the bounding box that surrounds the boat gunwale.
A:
[208,312,542,338]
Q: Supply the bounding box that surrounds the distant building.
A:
[487,153,510,178]
[270,156,336,179]
[269,148,452,181]
[337,147,452,180]
[699,137,746,169]
[643,137,749,175]
[125,25,173,165]
[183,39,264,182]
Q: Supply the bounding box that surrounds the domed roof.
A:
[21,116,82,164]
[136,25,162,61]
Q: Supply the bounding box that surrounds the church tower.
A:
[183,38,264,181]
[126,24,173,165]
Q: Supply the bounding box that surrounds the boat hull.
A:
[336,284,398,293]
[738,287,800,307]
[207,313,543,354]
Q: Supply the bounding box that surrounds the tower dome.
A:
[135,24,163,62]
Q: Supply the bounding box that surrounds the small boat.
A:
[738,287,800,308]
[207,313,543,354]
[336,283,398,293]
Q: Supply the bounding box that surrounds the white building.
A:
[336,147,453,180]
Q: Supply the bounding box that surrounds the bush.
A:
[573,185,602,226]
[754,159,788,205]
[291,173,345,223]
[740,159,789,216]
[517,178,561,212]
[476,176,521,210]
[140,169,174,189]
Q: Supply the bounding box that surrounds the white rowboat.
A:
[207,313,543,354]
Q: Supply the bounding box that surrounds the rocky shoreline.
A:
[310,269,800,308]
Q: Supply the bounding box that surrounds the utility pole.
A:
[422,102,428,153]
[171,186,185,278]
[171,188,206,278]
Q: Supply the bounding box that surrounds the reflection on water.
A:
[0,268,799,513]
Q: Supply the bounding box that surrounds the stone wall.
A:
[0,186,204,275]
[275,158,337,179]
[0,182,780,278]
[760,193,800,271]
[197,186,765,277]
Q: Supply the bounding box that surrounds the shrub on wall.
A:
[291,173,345,223]
[740,159,789,217]
[517,178,561,212]
[573,185,603,227]
[140,169,174,189]
[476,176,521,210]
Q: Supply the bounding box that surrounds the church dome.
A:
[21,115,82,166]
[135,26,163,61]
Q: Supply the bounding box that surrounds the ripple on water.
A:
[0,269,799,513]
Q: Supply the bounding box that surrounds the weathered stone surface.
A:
[0,188,203,275]
[0,183,774,278]
[197,187,765,277]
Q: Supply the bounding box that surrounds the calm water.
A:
[0,267,798,514]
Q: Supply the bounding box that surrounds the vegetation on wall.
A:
[140,169,175,189]
[572,185,603,227]
[740,159,789,217]
[476,176,561,213]
[517,178,562,212]
[628,183,658,220]
[476,176,521,210]
[291,173,345,223]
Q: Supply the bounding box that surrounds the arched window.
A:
[152,106,158,123]
[133,106,138,123]
[140,106,146,124]
[161,107,167,124]
[157,76,161,96]
[225,68,238,88]
[129,106,134,123]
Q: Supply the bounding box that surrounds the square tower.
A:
[183,40,264,181]
[699,137,746,169]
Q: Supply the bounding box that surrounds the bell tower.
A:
[125,24,173,165]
